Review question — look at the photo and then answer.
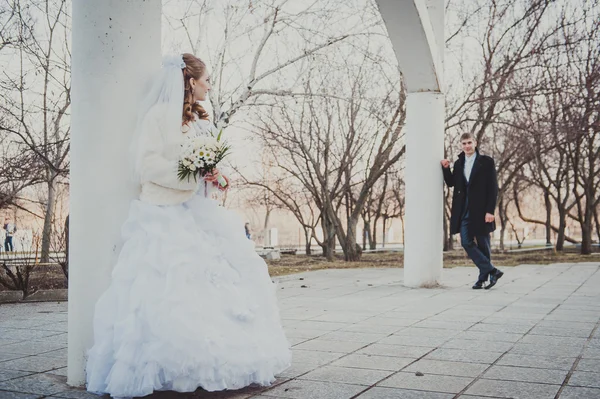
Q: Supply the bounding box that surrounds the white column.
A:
[403,92,444,287]
[68,0,161,386]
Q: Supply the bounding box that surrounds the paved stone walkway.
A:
[0,262,599,399]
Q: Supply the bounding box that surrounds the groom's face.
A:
[461,138,476,156]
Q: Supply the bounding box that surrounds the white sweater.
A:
[137,105,215,206]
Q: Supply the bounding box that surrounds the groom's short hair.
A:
[460,133,475,142]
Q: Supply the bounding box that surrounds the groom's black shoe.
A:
[485,269,504,290]
[472,281,485,290]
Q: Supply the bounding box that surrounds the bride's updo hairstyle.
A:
[182,53,209,124]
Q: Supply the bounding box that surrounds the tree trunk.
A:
[580,209,593,255]
[594,208,600,248]
[343,217,361,262]
[363,220,370,251]
[304,227,312,256]
[41,176,57,264]
[320,216,335,261]
[400,215,405,247]
[544,191,552,246]
[382,217,387,248]
[581,222,592,255]
[556,207,567,251]
[262,208,271,246]
[370,217,378,250]
[498,197,507,252]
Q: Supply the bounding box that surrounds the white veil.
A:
[130,54,186,183]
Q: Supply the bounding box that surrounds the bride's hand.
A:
[203,169,220,183]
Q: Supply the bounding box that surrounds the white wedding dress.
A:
[86,119,291,398]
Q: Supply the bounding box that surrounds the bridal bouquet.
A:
[177,130,231,190]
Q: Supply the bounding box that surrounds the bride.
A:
[85,53,291,398]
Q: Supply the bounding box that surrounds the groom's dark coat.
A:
[442,149,498,237]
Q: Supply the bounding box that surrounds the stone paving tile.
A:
[0,353,29,362]
[45,367,68,377]
[284,328,328,340]
[483,365,568,384]
[292,339,366,353]
[464,379,561,398]
[340,323,401,335]
[583,347,600,359]
[319,331,388,344]
[277,362,314,379]
[289,349,344,366]
[0,369,33,382]
[497,353,576,370]
[0,339,22,347]
[50,388,110,399]
[424,348,503,364]
[261,379,365,399]
[0,391,41,399]
[536,320,598,330]
[394,327,462,338]
[1,341,67,356]
[509,342,583,358]
[529,326,594,338]
[287,337,307,346]
[0,373,67,396]
[557,386,600,399]
[519,334,588,347]
[310,312,373,324]
[298,365,393,386]
[468,323,532,334]
[577,358,600,373]
[0,319,57,329]
[568,370,600,388]
[282,320,347,332]
[358,344,434,359]
[0,355,67,373]
[377,371,473,394]
[452,331,524,343]
[404,359,488,377]
[330,354,414,371]
[355,386,454,399]
[411,320,475,331]
[441,338,513,353]
[458,396,506,399]
[360,317,418,327]
[0,329,60,341]
[378,334,449,348]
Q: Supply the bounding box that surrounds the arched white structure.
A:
[68,0,162,386]
[376,0,445,287]
[67,0,444,385]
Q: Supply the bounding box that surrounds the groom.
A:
[441,133,504,289]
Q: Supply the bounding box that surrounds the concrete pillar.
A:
[68,0,161,386]
[403,93,445,287]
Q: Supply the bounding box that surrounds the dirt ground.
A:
[266,247,600,276]
[1,248,599,294]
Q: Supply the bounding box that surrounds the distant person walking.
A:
[441,133,504,289]
[244,222,252,240]
[3,217,16,252]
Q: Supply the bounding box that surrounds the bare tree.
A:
[0,0,70,263]
[164,0,381,129]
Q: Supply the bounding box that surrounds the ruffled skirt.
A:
[86,194,291,397]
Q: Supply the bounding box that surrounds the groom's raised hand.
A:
[440,159,450,168]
